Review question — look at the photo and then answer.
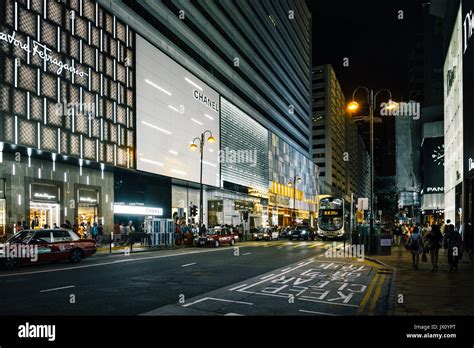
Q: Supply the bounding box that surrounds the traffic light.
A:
[190,205,198,217]
[243,211,249,221]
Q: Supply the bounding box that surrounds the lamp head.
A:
[190,143,198,151]
[386,99,398,110]
[347,101,360,111]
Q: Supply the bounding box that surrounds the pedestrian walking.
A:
[425,224,443,271]
[393,223,403,246]
[97,223,104,246]
[464,219,474,258]
[407,223,424,270]
[91,222,98,241]
[444,219,462,271]
[127,221,135,245]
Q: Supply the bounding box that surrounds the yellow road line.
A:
[356,273,379,315]
[307,243,323,248]
[292,243,309,248]
[368,274,386,315]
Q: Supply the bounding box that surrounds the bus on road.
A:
[317,196,345,240]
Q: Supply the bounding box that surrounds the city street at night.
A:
[1,0,474,345]
[0,241,393,316]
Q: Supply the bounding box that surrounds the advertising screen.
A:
[136,36,220,186]
[422,137,444,193]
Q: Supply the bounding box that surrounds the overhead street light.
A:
[347,86,395,255]
[189,130,215,228]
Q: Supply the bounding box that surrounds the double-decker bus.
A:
[317,196,345,239]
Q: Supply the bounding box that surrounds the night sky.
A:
[311,0,424,101]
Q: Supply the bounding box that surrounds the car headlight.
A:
[263,233,268,237]
[301,231,307,234]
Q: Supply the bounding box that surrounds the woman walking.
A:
[408,223,424,270]
[425,224,443,271]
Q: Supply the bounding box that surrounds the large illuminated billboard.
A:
[136,36,220,187]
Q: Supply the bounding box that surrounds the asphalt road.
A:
[0,240,393,316]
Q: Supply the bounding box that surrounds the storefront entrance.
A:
[29,202,60,229]
[77,188,100,226]
[29,182,61,228]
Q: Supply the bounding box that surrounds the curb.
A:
[365,256,397,316]
[94,245,195,257]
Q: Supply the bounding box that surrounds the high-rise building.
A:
[312,65,369,203]
[0,0,316,236]
[442,0,474,228]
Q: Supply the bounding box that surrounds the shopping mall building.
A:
[0,0,316,235]
[443,0,474,228]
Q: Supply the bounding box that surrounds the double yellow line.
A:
[357,270,386,315]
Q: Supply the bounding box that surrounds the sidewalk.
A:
[95,242,193,255]
[374,244,474,315]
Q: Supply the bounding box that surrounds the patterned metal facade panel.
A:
[220,97,269,192]
[0,0,135,169]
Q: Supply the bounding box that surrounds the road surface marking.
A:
[242,252,251,256]
[307,243,322,248]
[0,247,237,278]
[238,260,315,292]
[298,296,359,308]
[225,313,244,316]
[181,262,196,268]
[182,297,253,308]
[368,274,386,315]
[40,285,76,293]
[260,273,276,280]
[299,309,337,316]
[229,284,248,291]
[356,273,380,314]
[292,242,309,248]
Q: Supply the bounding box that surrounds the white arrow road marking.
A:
[40,285,76,293]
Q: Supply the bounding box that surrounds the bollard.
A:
[110,232,113,254]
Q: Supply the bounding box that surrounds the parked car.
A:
[196,227,239,247]
[0,229,97,269]
[288,225,316,241]
[279,227,291,239]
[252,227,279,241]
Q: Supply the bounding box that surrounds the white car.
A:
[253,227,279,241]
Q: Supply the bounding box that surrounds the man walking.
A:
[444,219,462,271]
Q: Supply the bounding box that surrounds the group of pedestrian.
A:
[396,220,464,271]
[174,220,205,246]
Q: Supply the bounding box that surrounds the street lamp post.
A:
[347,87,396,254]
[288,176,302,226]
[190,130,215,227]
